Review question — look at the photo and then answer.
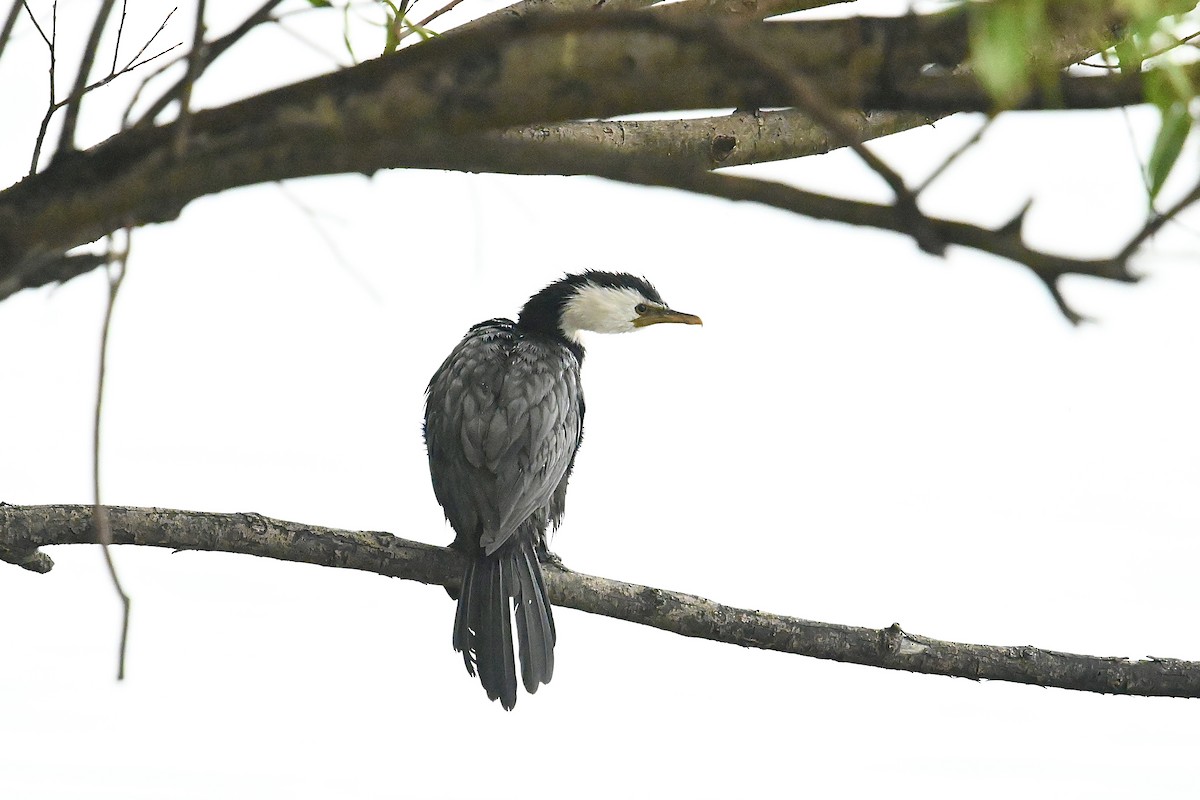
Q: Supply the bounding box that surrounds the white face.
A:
[559,283,660,341]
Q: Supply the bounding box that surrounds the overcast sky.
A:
[2,2,1199,798]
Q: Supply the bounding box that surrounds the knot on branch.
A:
[882,622,930,657]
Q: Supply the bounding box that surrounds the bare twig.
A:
[2,504,1199,699]
[55,0,119,156]
[29,6,178,174]
[117,6,178,71]
[1118,179,1200,263]
[0,0,21,62]
[1080,29,1200,69]
[26,0,57,175]
[173,0,207,158]
[915,118,991,196]
[110,0,128,73]
[396,0,469,43]
[274,182,381,300]
[93,233,133,681]
[270,16,346,67]
[133,0,285,126]
[19,0,49,47]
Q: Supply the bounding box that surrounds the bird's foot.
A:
[536,546,567,571]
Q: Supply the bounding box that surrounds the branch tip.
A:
[998,199,1034,238]
[1038,273,1089,325]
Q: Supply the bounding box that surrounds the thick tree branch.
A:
[452,0,662,37]
[0,3,1190,301]
[574,157,1136,299]
[0,124,1134,306]
[2,504,1197,699]
[505,110,941,171]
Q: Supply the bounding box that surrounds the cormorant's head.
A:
[518,271,702,342]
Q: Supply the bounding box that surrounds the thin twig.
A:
[396,0,469,44]
[28,4,178,174]
[29,39,181,176]
[173,0,207,158]
[0,0,22,62]
[26,0,57,175]
[117,6,177,72]
[19,0,49,47]
[271,17,346,67]
[111,0,128,73]
[133,0,285,126]
[915,118,991,196]
[94,232,133,681]
[55,0,118,156]
[1118,179,1200,263]
[274,182,381,301]
[1080,29,1200,70]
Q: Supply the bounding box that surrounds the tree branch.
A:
[504,110,942,171]
[54,0,118,157]
[2,504,1198,699]
[451,0,661,38]
[132,0,285,126]
[0,4,1189,304]
[0,0,21,63]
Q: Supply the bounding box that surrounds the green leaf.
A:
[378,0,401,54]
[1159,59,1195,105]
[1113,36,1143,74]
[1146,102,1192,201]
[969,0,1048,109]
[306,0,333,6]
[342,3,358,64]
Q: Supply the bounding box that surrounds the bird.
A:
[423,271,702,709]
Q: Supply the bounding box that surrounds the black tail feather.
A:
[515,543,555,693]
[452,535,555,709]
[452,559,478,676]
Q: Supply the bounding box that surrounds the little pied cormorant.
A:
[424,271,702,709]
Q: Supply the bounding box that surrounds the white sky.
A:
[2,2,1199,798]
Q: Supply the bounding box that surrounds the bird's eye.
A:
[635,303,648,314]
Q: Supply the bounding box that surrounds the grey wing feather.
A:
[425,321,583,556]
[487,346,580,553]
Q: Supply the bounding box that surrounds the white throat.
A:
[559,284,645,342]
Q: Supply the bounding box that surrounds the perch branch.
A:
[1,504,1197,699]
